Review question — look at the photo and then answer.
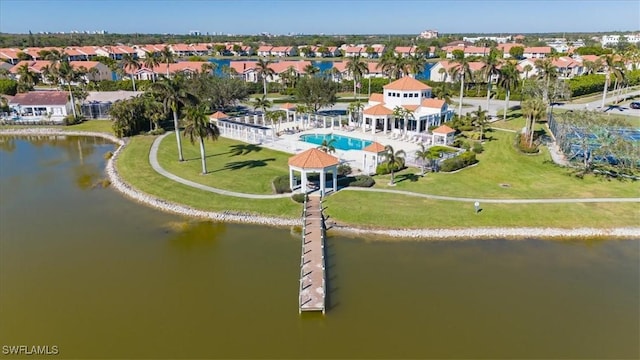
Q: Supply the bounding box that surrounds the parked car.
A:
[630,102,640,109]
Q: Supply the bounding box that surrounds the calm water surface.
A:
[0,136,638,359]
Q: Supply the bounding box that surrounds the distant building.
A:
[463,35,511,44]
[189,30,201,36]
[601,34,640,46]
[417,29,438,39]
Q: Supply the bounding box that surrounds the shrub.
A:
[472,142,484,154]
[63,114,85,125]
[0,78,18,96]
[375,159,405,175]
[337,163,352,176]
[350,175,375,187]
[291,193,306,203]
[103,151,113,160]
[440,151,478,172]
[148,128,166,135]
[272,175,292,194]
[515,134,539,154]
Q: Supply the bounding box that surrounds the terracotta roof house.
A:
[0,48,23,64]
[8,91,71,121]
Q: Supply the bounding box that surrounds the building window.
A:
[403,93,408,98]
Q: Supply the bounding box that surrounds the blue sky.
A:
[0,0,638,35]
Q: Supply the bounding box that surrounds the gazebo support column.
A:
[332,166,337,192]
[320,170,326,197]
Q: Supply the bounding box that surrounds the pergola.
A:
[288,148,339,197]
[362,104,394,134]
[209,111,229,121]
[432,124,456,145]
[362,142,387,175]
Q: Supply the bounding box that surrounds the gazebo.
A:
[280,102,297,122]
[362,142,386,175]
[288,148,339,196]
[209,111,229,121]
[432,124,456,145]
[362,104,394,134]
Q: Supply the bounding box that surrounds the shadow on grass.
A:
[214,158,276,171]
[228,144,263,156]
[395,173,420,183]
[184,151,231,162]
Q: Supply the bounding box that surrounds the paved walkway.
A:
[150,133,640,204]
[150,133,290,199]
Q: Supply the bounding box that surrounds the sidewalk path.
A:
[149,133,640,204]
[150,133,290,199]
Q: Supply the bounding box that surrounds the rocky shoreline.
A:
[2,128,639,240]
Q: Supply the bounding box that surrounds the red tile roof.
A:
[9,91,68,106]
[280,102,297,110]
[421,99,445,109]
[368,93,384,103]
[209,111,229,119]
[432,125,455,134]
[288,148,339,169]
[363,142,386,153]
[384,76,431,91]
[363,104,393,116]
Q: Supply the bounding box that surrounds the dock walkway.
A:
[298,194,326,314]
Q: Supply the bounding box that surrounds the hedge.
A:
[272,175,292,194]
[440,151,478,172]
[568,70,640,98]
[350,175,375,187]
[375,160,405,175]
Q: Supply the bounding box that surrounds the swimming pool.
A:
[300,133,373,151]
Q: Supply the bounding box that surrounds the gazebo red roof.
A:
[288,148,339,169]
[363,142,386,153]
[209,111,229,119]
[433,125,456,134]
[280,102,297,110]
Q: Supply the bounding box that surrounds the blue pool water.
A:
[300,134,372,151]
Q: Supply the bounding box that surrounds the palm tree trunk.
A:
[199,137,207,174]
[390,169,395,185]
[166,63,170,77]
[486,78,491,111]
[173,110,184,161]
[458,77,464,117]
[504,89,510,121]
[528,115,534,148]
[67,83,77,118]
[601,72,610,108]
[263,77,267,96]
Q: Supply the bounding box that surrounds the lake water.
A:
[1,136,638,359]
[209,59,435,79]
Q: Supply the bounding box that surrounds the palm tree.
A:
[150,74,199,161]
[159,46,175,77]
[16,63,38,90]
[317,138,336,153]
[381,145,405,186]
[414,143,429,176]
[183,104,220,174]
[346,55,368,98]
[256,58,275,96]
[200,62,215,74]
[405,54,427,78]
[347,100,364,126]
[534,58,557,105]
[143,51,160,81]
[471,106,489,141]
[498,61,520,120]
[522,64,533,83]
[377,52,405,82]
[450,54,472,117]
[521,98,546,147]
[57,61,81,118]
[303,64,319,77]
[393,106,413,134]
[121,54,141,91]
[481,52,501,110]
[252,95,272,126]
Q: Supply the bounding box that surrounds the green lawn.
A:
[0,120,115,135]
[116,135,300,218]
[371,130,639,199]
[157,134,292,194]
[323,190,640,229]
[116,133,640,229]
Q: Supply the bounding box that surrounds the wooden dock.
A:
[298,194,326,314]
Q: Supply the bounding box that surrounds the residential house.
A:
[9,91,71,121]
[257,46,273,57]
[429,61,485,82]
[522,46,552,59]
[10,60,112,83]
[0,48,22,64]
[361,76,453,135]
[394,46,417,58]
[552,56,583,78]
[270,46,297,57]
[95,45,137,60]
[343,46,365,57]
[134,44,165,58]
[126,61,211,80]
[417,29,438,39]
